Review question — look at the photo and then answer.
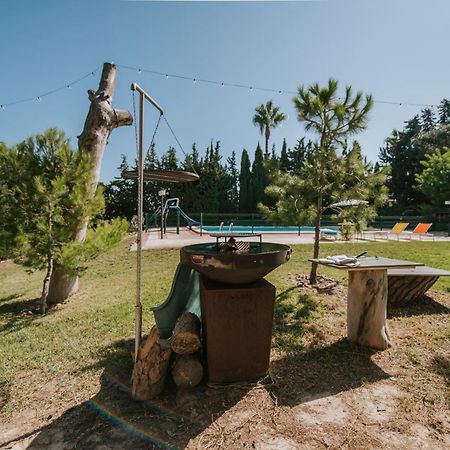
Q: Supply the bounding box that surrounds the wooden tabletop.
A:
[309,256,424,271]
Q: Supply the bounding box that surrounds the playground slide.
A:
[175,206,200,228]
[151,263,201,339]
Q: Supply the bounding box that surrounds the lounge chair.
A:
[403,223,434,241]
[372,222,409,241]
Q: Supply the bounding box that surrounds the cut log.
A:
[388,275,439,306]
[171,313,201,354]
[131,326,172,399]
[347,269,392,350]
[172,354,203,388]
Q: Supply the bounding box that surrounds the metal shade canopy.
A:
[328,199,369,208]
[122,169,199,183]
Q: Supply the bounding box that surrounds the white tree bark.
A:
[347,269,392,350]
[47,63,132,304]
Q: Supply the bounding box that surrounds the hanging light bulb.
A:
[250,86,253,91]
[193,78,197,84]
[138,68,142,74]
[66,84,71,89]
[221,82,224,88]
[278,90,282,94]
[37,96,42,102]
[0,105,4,110]
[165,74,169,79]
[91,71,95,76]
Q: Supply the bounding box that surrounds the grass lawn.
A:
[0,238,449,448]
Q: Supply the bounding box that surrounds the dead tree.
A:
[47,63,132,304]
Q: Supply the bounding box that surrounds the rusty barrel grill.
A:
[181,236,291,383]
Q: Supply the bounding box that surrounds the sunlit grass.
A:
[0,238,448,419]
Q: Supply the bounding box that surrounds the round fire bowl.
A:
[180,242,292,284]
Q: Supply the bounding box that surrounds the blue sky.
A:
[0,0,448,182]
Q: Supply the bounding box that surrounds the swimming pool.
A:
[196,225,339,235]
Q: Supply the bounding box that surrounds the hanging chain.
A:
[132,90,139,161]
[145,113,162,161]
[163,115,188,159]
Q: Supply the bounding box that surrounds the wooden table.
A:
[309,257,424,350]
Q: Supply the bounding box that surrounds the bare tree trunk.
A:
[41,253,53,314]
[309,192,323,284]
[47,63,132,304]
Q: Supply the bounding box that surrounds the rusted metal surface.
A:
[180,242,291,284]
[200,277,276,383]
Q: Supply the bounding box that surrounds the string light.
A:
[116,64,440,108]
[0,63,442,112]
[0,66,102,110]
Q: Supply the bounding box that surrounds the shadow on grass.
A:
[273,286,325,353]
[430,355,449,383]
[270,338,390,407]
[0,295,41,334]
[388,294,450,318]
[23,337,251,449]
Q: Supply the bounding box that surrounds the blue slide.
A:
[151,263,201,339]
[166,204,200,229]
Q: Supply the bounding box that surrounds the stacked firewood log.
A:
[132,312,203,399]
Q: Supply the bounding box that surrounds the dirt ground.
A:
[1,275,449,450]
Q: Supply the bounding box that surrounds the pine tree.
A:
[292,78,373,283]
[0,129,126,312]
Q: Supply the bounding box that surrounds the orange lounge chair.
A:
[403,223,434,241]
[372,222,409,241]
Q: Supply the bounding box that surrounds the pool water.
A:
[200,225,338,234]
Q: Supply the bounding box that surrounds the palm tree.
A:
[252,101,286,157]
[293,78,373,284]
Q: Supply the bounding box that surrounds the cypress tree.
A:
[252,143,265,212]
[438,99,450,125]
[226,151,239,212]
[279,138,289,171]
[421,108,436,132]
[239,149,252,212]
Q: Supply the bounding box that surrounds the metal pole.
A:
[135,91,144,362]
[160,191,165,239]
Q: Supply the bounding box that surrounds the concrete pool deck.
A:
[131,228,450,250]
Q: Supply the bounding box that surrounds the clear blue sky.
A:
[0,0,448,182]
